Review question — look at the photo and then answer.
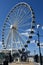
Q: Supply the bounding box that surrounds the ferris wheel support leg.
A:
[10,48,13,55]
[11,29,14,55]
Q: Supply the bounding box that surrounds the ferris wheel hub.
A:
[10,24,17,30]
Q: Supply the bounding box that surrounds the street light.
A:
[37,24,42,65]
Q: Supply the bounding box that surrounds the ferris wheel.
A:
[2,2,35,51]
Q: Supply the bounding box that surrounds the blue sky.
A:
[0,0,43,55]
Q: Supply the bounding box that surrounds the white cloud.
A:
[21,32,29,37]
[31,40,35,43]
[26,29,35,32]
[21,32,36,37]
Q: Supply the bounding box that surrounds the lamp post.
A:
[37,24,42,65]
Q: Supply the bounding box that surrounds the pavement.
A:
[9,62,40,65]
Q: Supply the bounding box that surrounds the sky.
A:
[0,0,43,55]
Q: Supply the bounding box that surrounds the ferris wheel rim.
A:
[2,2,35,49]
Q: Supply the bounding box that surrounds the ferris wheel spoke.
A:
[18,16,32,27]
[17,37,24,49]
[5,28,10,30]
[9,12,17,25]
[18,11,31,25]
[6,35,11,48]
[6,20,12,25]
[5,19,12,26]
[18,6,26,17]
[16,31,24,43]
[18,34,27,46]
[17,5,24,15]
[18,28,26,32]
[18,38,23,48]
[13,30,22,50]
[15,30,26,45]
[17,7,22,17]
[13,31,17,41]
[8,17,15,25]
[17,12,25,24]
[5,23,11,27]
[4,27,10,30]
[17,35,25,48]
[16,11,28,25]
[13,33,17,49]
[19,17,31,25]
[18,22,31,28]
[11,9,17,18]
[17,8,20,16]
[5,29,11,48]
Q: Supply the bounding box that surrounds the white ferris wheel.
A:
[2,2,35,52]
